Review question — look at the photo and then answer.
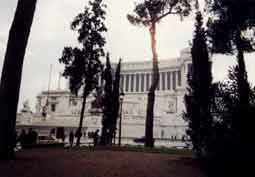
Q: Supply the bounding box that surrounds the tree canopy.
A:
[127,0,191,26]
[207,0,255,54]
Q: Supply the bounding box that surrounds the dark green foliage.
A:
[0,0,37,159]
[100,53,113,145]
[128,0,193,148]
[127,0,191,25]
[185,1,255,175]
[219,67,254,150]
[199,66,255,177]
[207,0,255,54]
[91,86,103,109]
[110,59,121,143]
[207,0,254,116]
[60,47,102,96]
[206,0,255,156]
[187,0,255,177]
[100,55,122,145]
[184,11,213,157]
[59,0,106,146]
[184,1,255,175]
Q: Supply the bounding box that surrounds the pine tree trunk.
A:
[76,87,87,146]
[0,0,37,159]
[235,30,250,146]
[236,39,249,111]
[145,22,159,147]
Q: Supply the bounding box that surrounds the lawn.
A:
[0,147,205,177]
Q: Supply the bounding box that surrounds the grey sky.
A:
[0,0,255,111]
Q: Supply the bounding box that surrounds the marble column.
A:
[123,74,126,93]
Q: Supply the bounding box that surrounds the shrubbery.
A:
[185,4,255,176]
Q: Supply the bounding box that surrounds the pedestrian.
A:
[62,134,66,143]
[69,131,74,147]
[31,129,38,144]
[27,128,33,145]
[19,129,27,148]
[93,129,99,147]
[13,131,18,150]
[75,129,82,145]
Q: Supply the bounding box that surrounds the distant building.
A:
[16,48,192,147]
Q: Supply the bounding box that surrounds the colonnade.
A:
[118,70,182,93]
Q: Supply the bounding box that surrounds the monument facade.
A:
[17,48,192,146]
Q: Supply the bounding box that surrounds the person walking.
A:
[19,129,27,148]
[69,131,74,147]
[93,129,99,147]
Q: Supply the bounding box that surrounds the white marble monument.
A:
[17,48,192,147]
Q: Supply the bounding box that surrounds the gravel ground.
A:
[0,148,205,177]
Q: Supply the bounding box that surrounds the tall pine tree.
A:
[128,0,192,147]
[59,0,106,146]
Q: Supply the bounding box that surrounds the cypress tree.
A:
[110,59,121,143]
[100,53,113,145]
[184,11,213,157]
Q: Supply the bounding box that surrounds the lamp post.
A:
[118,92,125,147]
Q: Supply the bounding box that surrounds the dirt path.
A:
[0,148,205,177]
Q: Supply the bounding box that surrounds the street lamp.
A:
[118,92,125,147]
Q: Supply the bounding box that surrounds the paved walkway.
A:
[0,148,205,177]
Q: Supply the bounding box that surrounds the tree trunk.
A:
[235,30,250,145]
[145,22,159,147]
[76,87,87,147]
[0,0,37,159]
[236,37,249,111]
[100,118,109,145]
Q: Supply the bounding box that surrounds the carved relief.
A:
[167,100,177,113]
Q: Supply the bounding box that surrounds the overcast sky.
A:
[1,0,255,111]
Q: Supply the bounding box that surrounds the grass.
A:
[70,144,193,157]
